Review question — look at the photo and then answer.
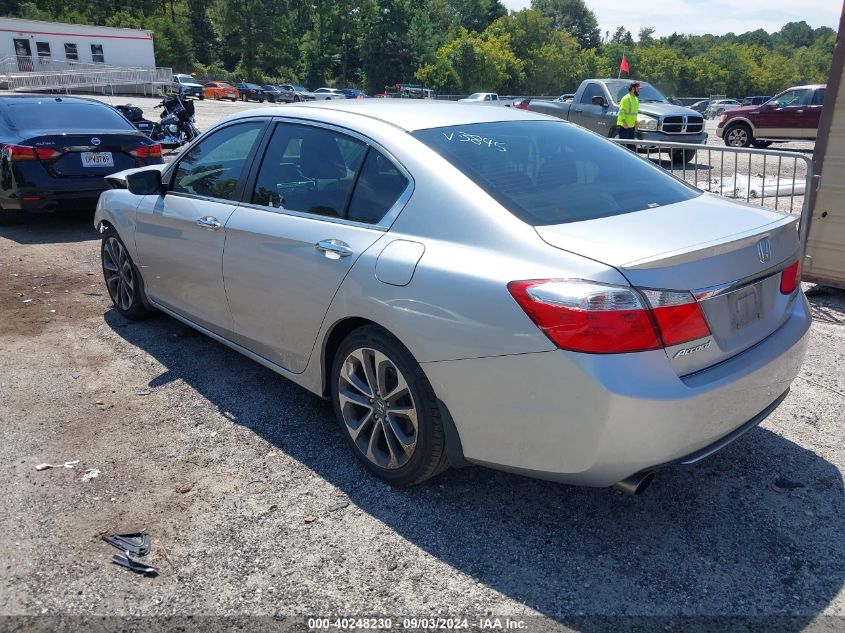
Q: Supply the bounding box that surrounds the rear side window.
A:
[172,122,263,201]
[252,123,367,219]
[4,102,133,131]
[412,121,699,226]
[811,89,826,106]
[347,150,409,224]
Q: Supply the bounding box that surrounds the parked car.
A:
[279,84,316,101]
[204,82,239,101]
[717,84,826,147]
[172,74,204,100]
[95,101,809,494]
[313,87,345,100]
[689,99,710,114]
[742,95,772,106]
[261,85,285,103]
[341,88,368,99]
[521,79,707,163]
[235,83,266,102]
[458,92,505,105]
[705,99,742,118]
[0,96,162,224]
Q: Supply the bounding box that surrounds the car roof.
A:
[227,99,550,132]
[0,95,112,107]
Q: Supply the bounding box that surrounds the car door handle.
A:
[196,216,222,230]
[316,239,353,258]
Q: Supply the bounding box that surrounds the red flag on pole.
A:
[620,55,630,74]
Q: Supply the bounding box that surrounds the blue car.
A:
[340,88,369,99]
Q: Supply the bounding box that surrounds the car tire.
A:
[213,93,219,100]
[100,228,154,321]
[331,325,449,487]
[670,149,697,165]
[293,95,300,102]
[199,94,204,101]
[724,123,753,148]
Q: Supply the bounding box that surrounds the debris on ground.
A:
[328,500,349,512]
[304,515,317,523]
[176,483,193,494]
[111,552,157,577]
[81,468,100,482]
[770,478,806,494]
[103,531,151,557]
[35,460,79,471]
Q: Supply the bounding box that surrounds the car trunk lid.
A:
[534,194,802,375]
[21,132,149,178]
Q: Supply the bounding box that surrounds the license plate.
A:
[729,285,762,330]
[81,152,114,168]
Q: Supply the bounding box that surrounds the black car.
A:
[0,96,163,224]
[235,83,265,102]
[689,99,710,114]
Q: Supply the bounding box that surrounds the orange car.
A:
[204,82,239,101]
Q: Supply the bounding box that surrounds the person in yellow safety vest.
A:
[616,81,641,147]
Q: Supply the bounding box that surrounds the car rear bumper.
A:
[5,187,105,212]
[421,291,810,487]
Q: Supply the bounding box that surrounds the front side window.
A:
[772,89,810,108]
[412,121,699,226]
[252,123,367,219]
[580,83,603,104]
[91,44,104,63]
[64,43,78,61]
[36,42,50,58]
[172,122,264,201]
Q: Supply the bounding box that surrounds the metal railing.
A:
[0,56,172,94]
[610,138,814,248]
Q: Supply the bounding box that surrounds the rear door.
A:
[222,120,411,372]
[134,119,267,336]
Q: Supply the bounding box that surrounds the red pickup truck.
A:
[716,84,826,147]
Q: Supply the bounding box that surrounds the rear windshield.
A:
[5,101,134,132]
[412,120,699,226]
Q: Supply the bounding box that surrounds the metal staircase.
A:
[0,56,172,94]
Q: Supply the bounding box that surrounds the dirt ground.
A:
[0,97,843,631]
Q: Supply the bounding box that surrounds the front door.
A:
[571,83,611,135]
[755,88,812,139]
[134,119,266,336]
[14,39,32,71]
[223,121,410,372]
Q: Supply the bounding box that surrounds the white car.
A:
[313,87,345,100]
[458,92,505,105]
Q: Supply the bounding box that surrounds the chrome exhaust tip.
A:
[613,471,656,496]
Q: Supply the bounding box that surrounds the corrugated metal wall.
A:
[806,4,845,288]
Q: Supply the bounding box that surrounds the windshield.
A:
[467,93,483,99]
[176,75,196,84]
[5,101,135,132]
[412,121,699,226]
[605,81,667,104]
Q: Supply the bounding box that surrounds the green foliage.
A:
[2,0,836,97]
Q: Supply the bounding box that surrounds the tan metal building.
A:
[805,2,845,288]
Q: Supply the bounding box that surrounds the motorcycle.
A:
[116,94,200,149]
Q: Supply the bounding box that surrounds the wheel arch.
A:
[724,116,756,134]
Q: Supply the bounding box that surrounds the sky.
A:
[500,0,841,38]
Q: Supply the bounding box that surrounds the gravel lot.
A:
[0,94,843,630]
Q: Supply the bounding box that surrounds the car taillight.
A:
[513,98,531,110]
[507,280,661,353]
[508,280,713,354]
[639,289,711,346]
[3,144,64,161]
[129,144,163,159]
[780,260,800,294]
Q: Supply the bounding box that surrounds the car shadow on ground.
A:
[105,308,844,625]
[0,208,97,245]
[806,284,845,326]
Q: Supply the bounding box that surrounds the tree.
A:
[638,27,655,46]
[530,0,600,48]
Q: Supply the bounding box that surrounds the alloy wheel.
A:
[102,236,135,311]
[337,347,418,469]
[726,127,749,147]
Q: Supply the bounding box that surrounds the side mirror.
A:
[126,169,163,196]
[591,95,607,107]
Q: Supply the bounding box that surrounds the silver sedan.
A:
[94,101,810,494]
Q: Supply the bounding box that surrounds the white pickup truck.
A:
[457,92,506,105]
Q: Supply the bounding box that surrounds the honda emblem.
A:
[756,237,771,264]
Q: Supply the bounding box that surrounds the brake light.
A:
[508,280,713,354]
[780,260,800,294]
[3,145,66,161]
[129,144,163,159]
[513,98,531,110]
[640,289,711,346]
[507,280,661,353]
